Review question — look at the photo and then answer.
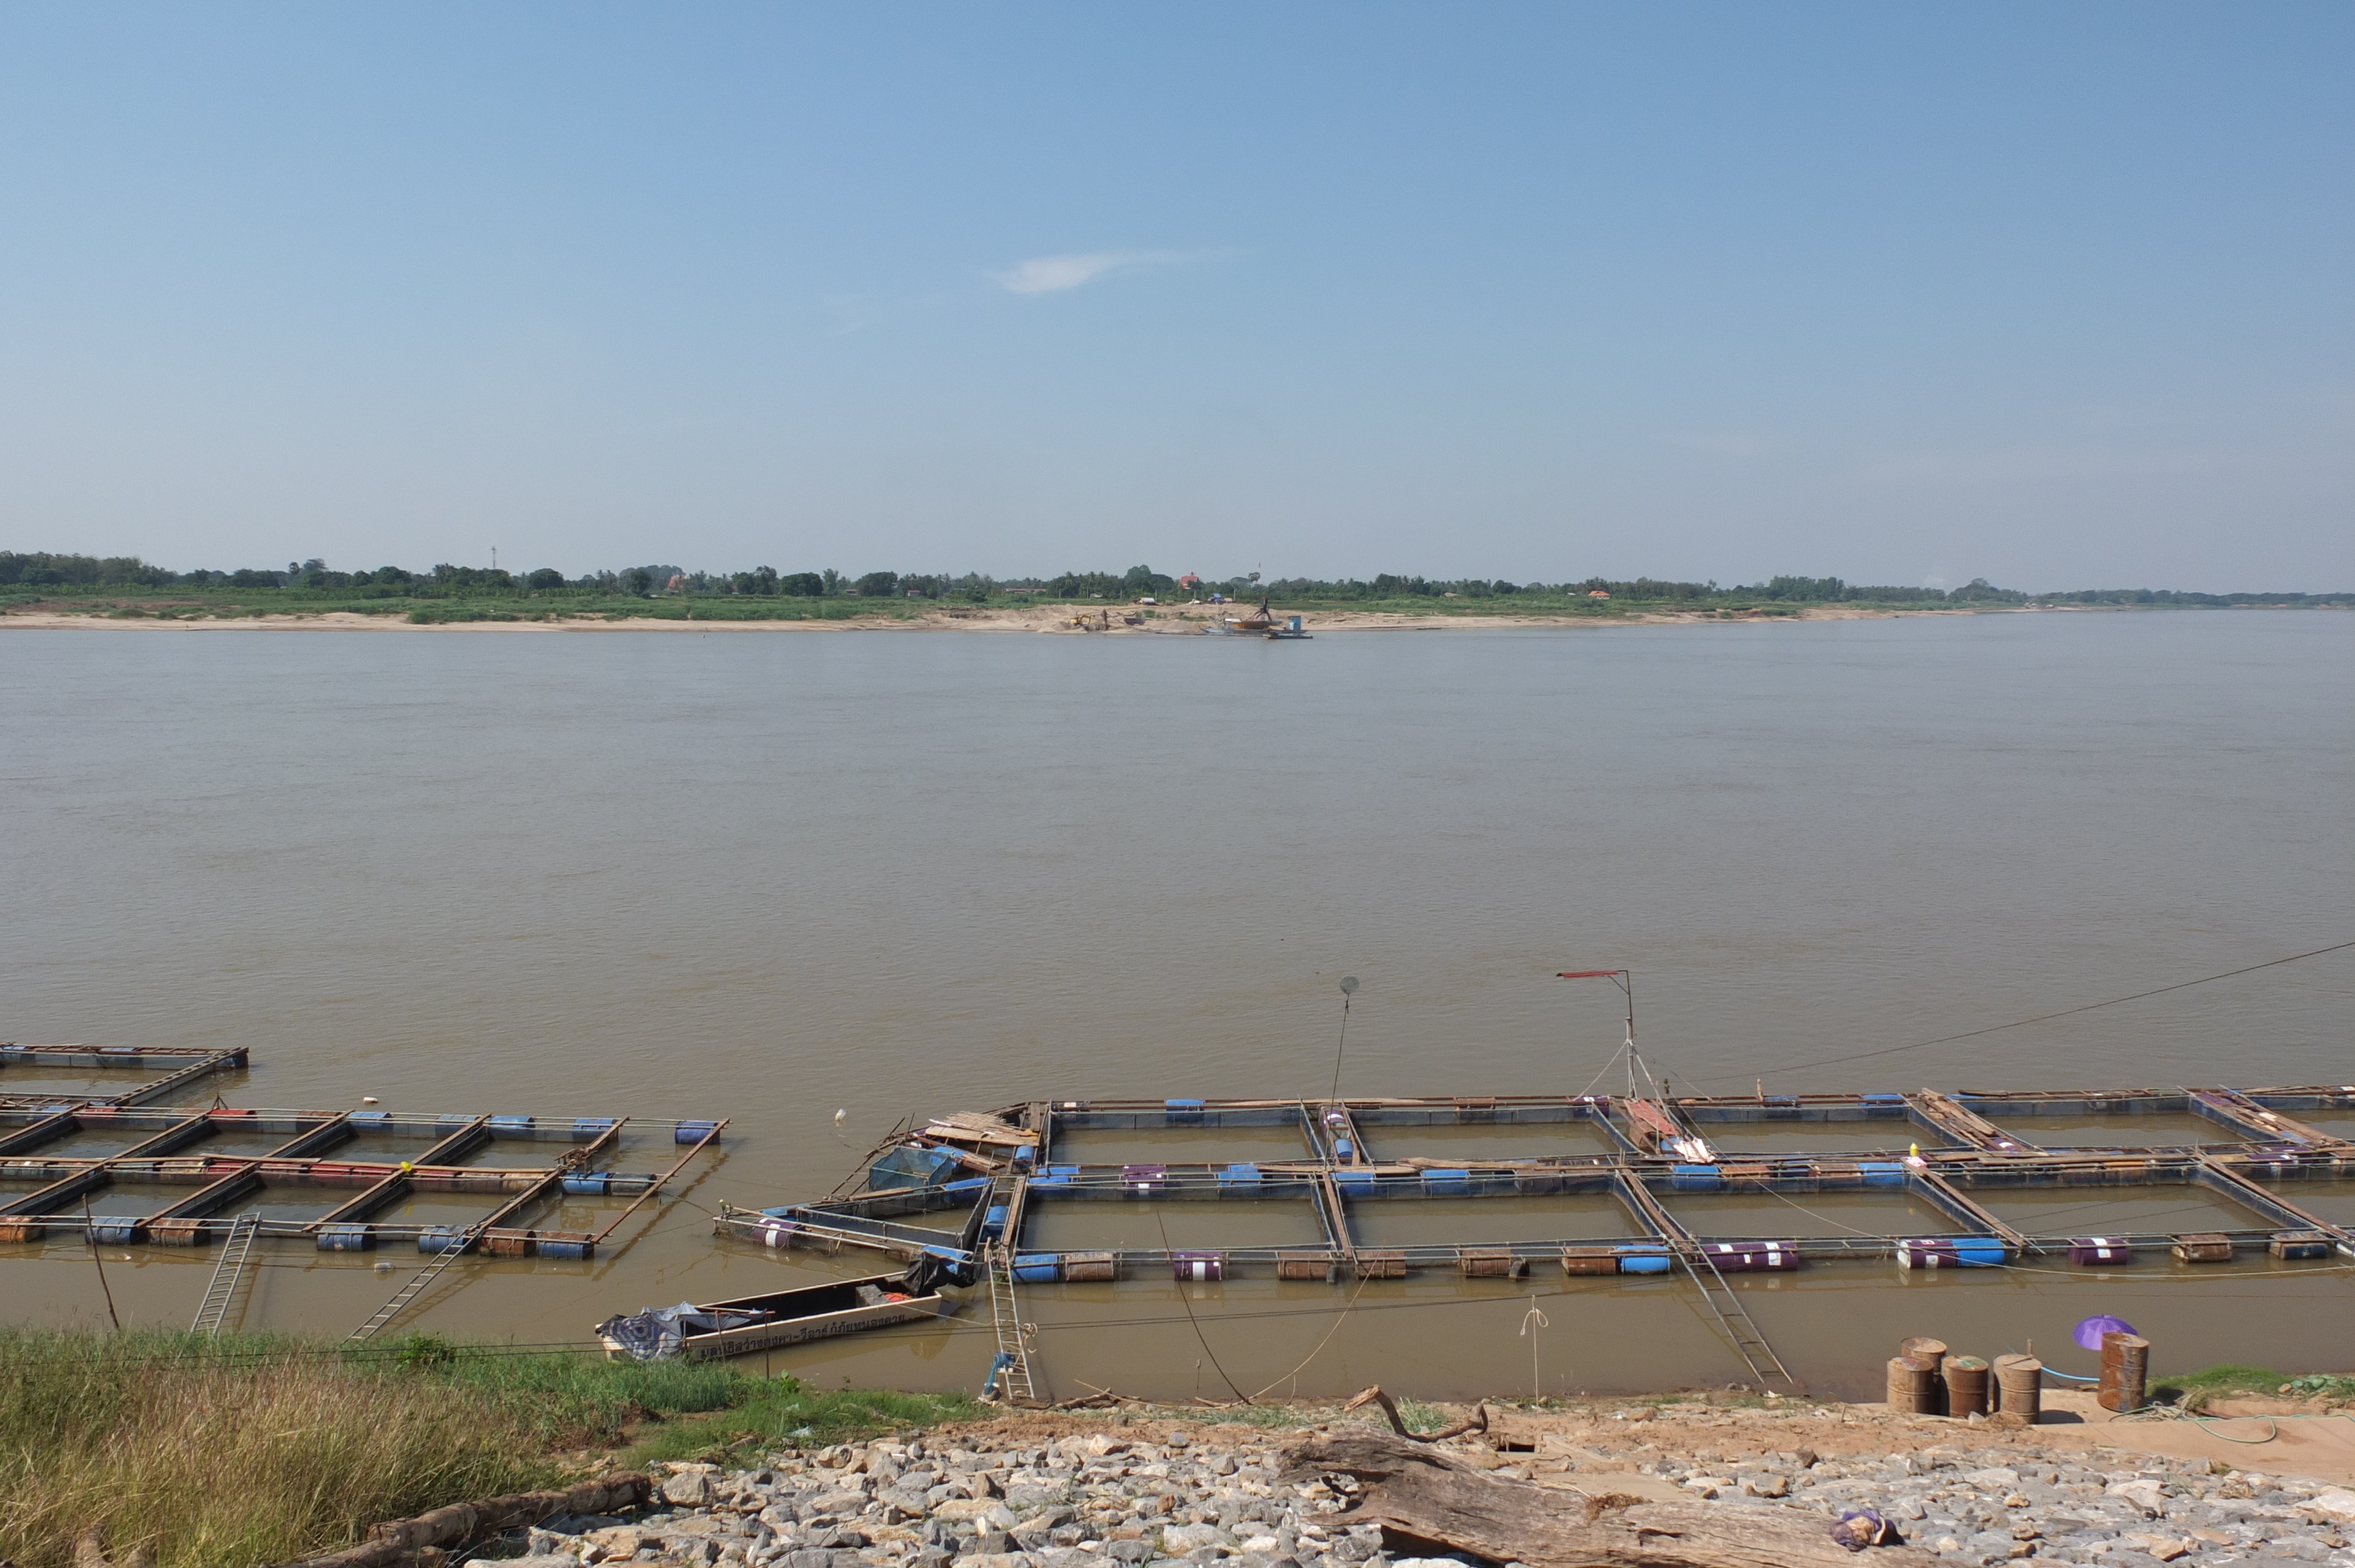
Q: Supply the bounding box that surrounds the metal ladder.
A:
[347,1226,484,1344]
[1677,1246,1799,1393]
[980,1241,1037,1404]
[190,1212,261,1337]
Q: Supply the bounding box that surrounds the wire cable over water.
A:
[1694,938,2355,1084]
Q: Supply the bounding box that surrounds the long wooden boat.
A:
[594,1271,956,1360]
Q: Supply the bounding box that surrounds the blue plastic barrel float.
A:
[1614,1244,1674,1275]
[1013,1253,1060,1283]
[675,1121,719,1145]
[1897,1237,2007,1268]
[317,1223,375,1251]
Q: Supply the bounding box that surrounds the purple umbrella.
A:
[2074,1314,2137,1352]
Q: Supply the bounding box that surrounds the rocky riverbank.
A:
[469,1400,2355,1568]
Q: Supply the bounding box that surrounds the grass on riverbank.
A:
[0,1328,977,1568]
[2150,1364,2355,1412]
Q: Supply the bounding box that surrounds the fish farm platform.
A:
[719,1088,2355,1280]
[719,1087,2355,1396]
[0,1044,723,1260]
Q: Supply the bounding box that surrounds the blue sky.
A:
[2,4,2348,587]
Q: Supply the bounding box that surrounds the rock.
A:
[465,1559,581,1568]
[960,1554,1037,1568]
[665,1470,721,1507]
[2310,1493,2355,1521]
[1034,1550,1103,1568]
[811,1490,873,1516]
[2109,1483,2170,1516]
[1160,1524,1238,1554]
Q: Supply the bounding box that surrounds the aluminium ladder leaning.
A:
[981,1240,1038,1404]
[347,1225,487,1343]
[1677,1245,1800,1393]
[190,1212,261,1337]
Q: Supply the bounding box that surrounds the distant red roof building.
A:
[1178,573,1201,589]
[1588,589,1611,599]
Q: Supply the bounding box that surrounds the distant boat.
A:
[1213,593,1312,639]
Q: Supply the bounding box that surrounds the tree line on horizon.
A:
[2,550,2347,608]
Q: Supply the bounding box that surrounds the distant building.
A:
[1588,589,1611,599]
[665,574,685,594]
[1178,572,1201,590]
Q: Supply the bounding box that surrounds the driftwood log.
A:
[1282,1430,1936,1568]
[266,1472,652,1568]
[1345,1386,1491,1442]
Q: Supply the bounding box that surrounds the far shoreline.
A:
[0,602,2240,635]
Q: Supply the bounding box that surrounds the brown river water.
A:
[3,610,2350,1399]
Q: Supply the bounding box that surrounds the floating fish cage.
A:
[0,1044,723,1260]
[719,1087,2355,1284]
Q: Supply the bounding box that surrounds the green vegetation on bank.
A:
[2148,1363,2355,1412]
[0,1327,977,1568]
[6,551,2348,623]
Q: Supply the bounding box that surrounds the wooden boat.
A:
[595,1270,957,1360]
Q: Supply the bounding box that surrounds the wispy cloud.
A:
[992,250,1203,295]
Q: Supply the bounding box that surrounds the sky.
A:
[1,4,2349,589]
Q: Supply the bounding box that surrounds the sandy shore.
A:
[0,602,1979,634]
